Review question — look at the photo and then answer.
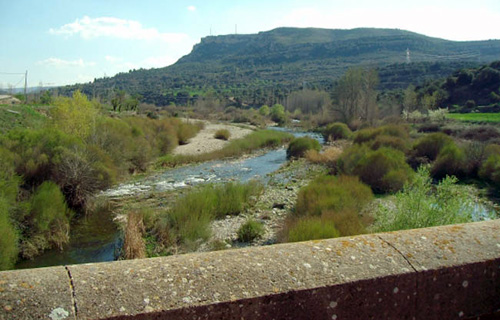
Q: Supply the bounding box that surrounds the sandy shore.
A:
[173,121,254,156]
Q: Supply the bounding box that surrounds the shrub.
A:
[323,122,352,141]
[352,147,413,193]
[0,197,19,270]
[287,137,321,159]
[479,145,500,186]
[374,166,476,232]
[214,129,231,140]
[295,175,373,217]
[286,217,339,242]
[412,132,454,161]
[459,125,500,142]
[177,123,199,145]
[30,181,72,250]
[237,219,265,242]
[370,135,408,152]
[336,143,371,175]
[321,208,368,237]
[259,105,270,116]
[432,142,466,179]
[354,125,409,145]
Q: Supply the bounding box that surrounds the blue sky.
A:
[1,0,500,88]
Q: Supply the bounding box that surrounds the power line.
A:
[0,72,26,75]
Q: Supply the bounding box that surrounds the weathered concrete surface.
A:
[0,266,75,320]
[69,233,413,319]
[379,221,500,320]
[0,220,499,319]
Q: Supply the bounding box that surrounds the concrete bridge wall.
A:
[1,219,499,319]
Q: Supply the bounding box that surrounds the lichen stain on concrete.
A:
[49,307,69,320]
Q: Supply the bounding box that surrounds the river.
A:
[16,128,322,269]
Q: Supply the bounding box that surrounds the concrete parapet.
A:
[1,220,499,319]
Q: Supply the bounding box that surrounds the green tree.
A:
[270,104,286,124]
[259,105,270,116]
[51,90,99,140]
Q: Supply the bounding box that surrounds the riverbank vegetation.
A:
[2,59,500,269]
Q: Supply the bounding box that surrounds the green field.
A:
[447,113,500,123]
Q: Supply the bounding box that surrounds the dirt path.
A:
[173,121,254,156]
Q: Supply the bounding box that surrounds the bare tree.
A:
[332,67,379,124]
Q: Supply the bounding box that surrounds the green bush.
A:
[214,129,231,140]
[295,175,373,217]
[479,145,500,186]
[0,197,19,270]
[371,135,408,152]
[412,132,454,161]
[286,217,339,242]
[432,142,466,179]
[357,148,412,193]
[374,166,476,232]
[341,146,413,193]
[237,219,265,242]
[323,122,352,141]
[287,137,321,159]
[30,181,73,250]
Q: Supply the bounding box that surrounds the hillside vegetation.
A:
[57,27,500,107]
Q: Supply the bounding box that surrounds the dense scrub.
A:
[0,91,202,269]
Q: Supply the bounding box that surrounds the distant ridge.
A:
[59,27,500,106]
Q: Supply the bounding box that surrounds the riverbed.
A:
[16,128,322,269]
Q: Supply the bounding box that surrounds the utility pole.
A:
[235,24,237,35]
[24,70,28,103]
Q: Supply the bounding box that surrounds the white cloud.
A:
[187,5,196,11]
[37,57,96,67]
[50,16,188,43]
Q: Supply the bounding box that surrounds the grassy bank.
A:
[157,129,293,167]
[447,113,500,123]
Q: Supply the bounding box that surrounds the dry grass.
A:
[305,146,343,164]
[123,211,146,259]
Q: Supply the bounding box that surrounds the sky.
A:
[1,0,500,88]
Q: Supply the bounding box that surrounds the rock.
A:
[272,203,286,209]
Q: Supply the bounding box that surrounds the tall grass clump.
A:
[237,219,265,242]
[286,217,340,242]
[287,137,321,159]
[154,181,262,249]
[123,211,146,259]
[214,129,231,140]
[374,166,476,232]
[283,175,372,242]
[323,122,352,141]
[295,175,373,217]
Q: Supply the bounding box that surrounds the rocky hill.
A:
[59,27,500,106]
